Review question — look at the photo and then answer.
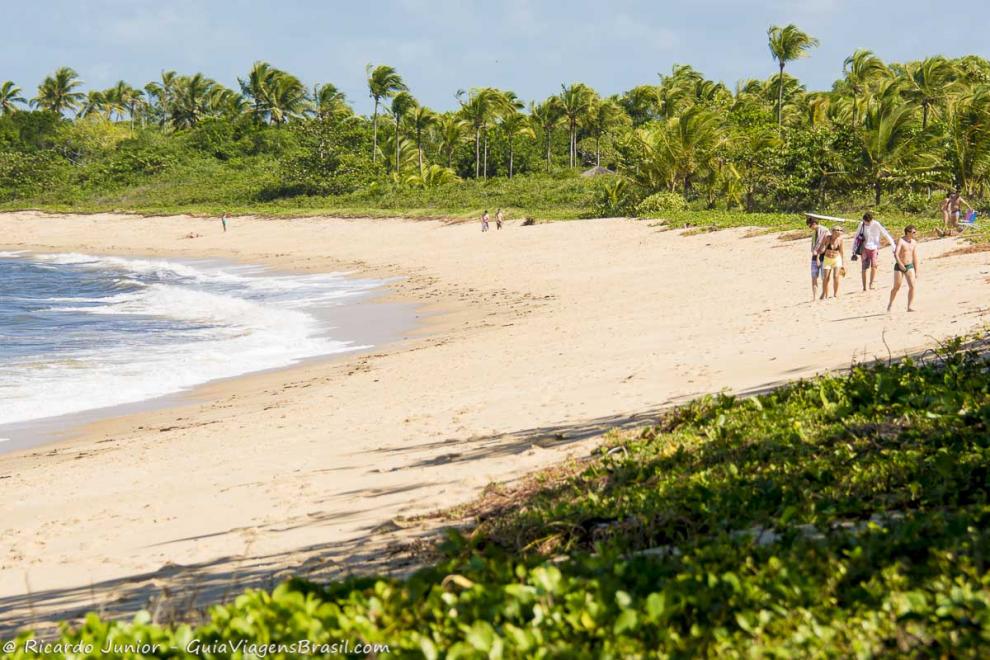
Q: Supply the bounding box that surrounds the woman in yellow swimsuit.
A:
[820,226,846,299]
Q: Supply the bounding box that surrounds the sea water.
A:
[0,251,391,445]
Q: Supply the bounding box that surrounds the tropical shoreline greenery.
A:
[4,24,990,237]
[4,334,989,657]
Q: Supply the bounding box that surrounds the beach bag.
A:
[850,224,865,261]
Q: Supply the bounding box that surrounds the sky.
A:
[2,0,988,115]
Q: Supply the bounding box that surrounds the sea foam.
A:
[0,253,380,426]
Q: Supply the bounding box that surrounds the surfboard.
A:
[803,212,856,224]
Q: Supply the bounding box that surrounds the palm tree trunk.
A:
[875,180,882,206]
[596,136,601,167]
[417,132,424,175]
[777,62,785,128]
[546,130,552,172]
[922,103,929,130]
[475,130,481,178]
[395,116,401,173]
[372,99,379,162]
[509,141,514,179]
[483,130,488,179]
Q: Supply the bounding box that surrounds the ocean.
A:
[0,251,397,447]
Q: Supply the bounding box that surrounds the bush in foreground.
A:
[4,337,990,657]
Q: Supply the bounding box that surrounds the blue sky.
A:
[2,1,987,114]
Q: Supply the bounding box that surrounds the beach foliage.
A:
[2,41,990,234]
[6,336,990,657]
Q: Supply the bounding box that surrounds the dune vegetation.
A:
[4,336,989,656]
[2,24,990,242]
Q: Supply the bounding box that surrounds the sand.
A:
[0,211,987,632]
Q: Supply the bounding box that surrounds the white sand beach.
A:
[0,211,987,631]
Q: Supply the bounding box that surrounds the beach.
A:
[0,211,987,632]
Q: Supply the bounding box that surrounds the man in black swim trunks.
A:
[887,225,920,312]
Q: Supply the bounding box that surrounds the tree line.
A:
[3,24,990,213]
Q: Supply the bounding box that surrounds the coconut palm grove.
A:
[3,23,990,224]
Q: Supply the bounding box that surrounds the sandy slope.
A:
[0,211,987,631]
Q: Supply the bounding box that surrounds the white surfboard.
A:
[803,212,856,224]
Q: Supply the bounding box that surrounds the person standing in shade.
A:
[852,212,895,292]
[888,225,920,312]
[806,216,831,301]
[481,210,490,232]
[495,208,504,230]
[221,212,228,233]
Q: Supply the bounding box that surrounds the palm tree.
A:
[456,87,500,178]
[857,99,935,204]
[0,81,26,116]
[239,62,307,125]
[407,105,436,174]
[78,90,110,118]
[529,97,562,172]
[32,66,85,115]
[841,49,888,128]
[145,70,178,129]
[586,98,628,167]
[433,114,467,168]
[169,73,216,128]
[767,24,819,127]
[366,64,407,162]
[903,56,954,129]
[105,81,143,125]
[390,91,417,173]
[558,83,596,167]
[497,110,536,178]
[312,83,351,121]
[629,106,724,194]
[943,88,990,195]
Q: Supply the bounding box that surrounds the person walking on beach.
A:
[940,190,971,233]
[221,212,228,233]
[852,212,895,292]
[819,226,846,300]
[495,208,504,230]
[807,216,831,301]
[481,210,490,232]
[887,225,920,312]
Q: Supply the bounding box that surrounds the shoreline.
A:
[0,211,987,633]
[0,275,422,456]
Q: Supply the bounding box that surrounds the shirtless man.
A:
[940,190,971,233]
[887,225,920,312]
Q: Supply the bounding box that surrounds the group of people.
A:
[481,209,505,232]
[808,212,920,312]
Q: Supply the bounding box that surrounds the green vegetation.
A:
[4,26,990,233]
[6,337,990,657]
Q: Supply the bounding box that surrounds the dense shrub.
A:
[636,191,688,215]
[0,150,68,201]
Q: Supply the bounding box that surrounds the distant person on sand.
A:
[819,226,846,300]
[806,216,831,301]
[852,212,895,292]
[221,212,228,233]
[887,225,920,312]
[481,210,490,232]
[495,208,504,230]
[940,190,970,233]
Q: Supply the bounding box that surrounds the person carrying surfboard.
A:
[806,215,831,301]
